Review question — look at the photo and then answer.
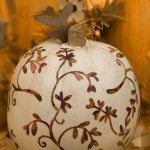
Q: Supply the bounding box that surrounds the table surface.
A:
[0,102,150,150]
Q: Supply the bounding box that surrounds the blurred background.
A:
[0,0,150,149]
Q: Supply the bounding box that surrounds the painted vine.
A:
[107,47,139,148]
[86,98,118,135]
[23,48,104,150]
[9,130,20,149]
[8,47,47,110]
[8,46,139,149]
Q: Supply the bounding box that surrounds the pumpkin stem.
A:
[68,24,86,47]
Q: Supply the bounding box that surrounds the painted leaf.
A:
[65,103,72,109]
[30,62,37,73]
[62,107,67,113]
[23,66,27,74]
[88,140,94,149]
[31,122,37,136]
[108,47,118,53]
[116,53,124,58]
[87,85,96,93]
[125,129,130,138]
[99,115,105,122]
[131,90,136,95]
[104,116,108,123]
[118,132,124,137]
[68,58,77,67]
[23,125,29,135]
[110,109,117,117]
[120,125,124,133]
[125,118,131,126]
[130,99,136,105]
[34,93,42,101]
[94,76,99,82]
[64,95,72,101]
[126,107,131,112]
[88,72,97,77]
[37,56,47,61]
[79,121,90,127]
[74,72,83,81]
[55,94,61,100]
[56,49,66,54]
[93,140,99,147]
[116,59,122,66]
[92,110,100,120]
[33,113,41,120]
[81,129,88,144]
[91,127,102,136]
[86,98,95,109]
[68,49,74,52]
[14,142,20,149]
[73,128,78,139]
[98,100,104,109]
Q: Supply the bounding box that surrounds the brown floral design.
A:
[107,47,139,148]
[9,46,139,149]
[23,118,101,150]
[8,47,47,110]
[86,98,118,135]
[51,48,99,111]
[55,91,72,113]
[23,48,101,150]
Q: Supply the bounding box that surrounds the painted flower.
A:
[59,0,87,22]
[56,48,77,67]
[99,106,117,123]
[55,91,72,113]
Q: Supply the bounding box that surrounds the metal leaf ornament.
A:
[34,3,74,43]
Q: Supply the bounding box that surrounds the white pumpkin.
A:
[7,39,140,150]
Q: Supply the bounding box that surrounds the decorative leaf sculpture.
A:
[34,3,74,43]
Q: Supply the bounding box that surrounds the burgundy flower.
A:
[55,91,72,113]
